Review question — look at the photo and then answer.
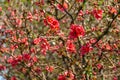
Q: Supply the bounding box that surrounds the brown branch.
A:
[73,0,87,21]
[92,11,120,47]
[55,1,74,24]
[58,1,76,21]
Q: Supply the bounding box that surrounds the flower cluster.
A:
[58,71,75,80]
[69,24,85,39]
[0,0,119,80]
[57,2,68,12]
[92,8,103,20]
[80,43,93,55]
[7,53,38,67]
[40,38,50,55]
[33,37,50,55]
[45,65,54,72]
[66,40,76,53]
[44,16,60,31]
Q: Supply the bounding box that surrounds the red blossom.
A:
[33,38,41,45]
[0,64,6,71]
[0,26,3,30]
[34,67,41,74]
[80,43,93,55]
[30,48,35,53]
[21,38,28,43]
[64,71,75,80]
[92,8,103,20]
[10,44,18,52]
[45,66,54,72]
[108,6,117,15]
[96,63,103,70]
[40,38,50,55]
[11,11,15,17]
[85,10,91,14]
[22,53,31,61]
[66,40,76,53]
[0,7,2,12]
[44,16,60,31]
[58,71,75,80]
[58,74,66,80]
[40,0,44,5]
[105,43,112,50]
[89,38,96,44]
[69,24,85,39]
[16,55,22,62]
[27,12,33,21]
[7,57,18,67]
[79,10,84,16]
[11,76,17,80]
[34,0,44,6]
[15,18,22,27]
[43,18,48,26]
[0,1,119,80]
[57,2,68,12]
[32,56,38,62]
[49,45,59,53]
[113,76,118,80]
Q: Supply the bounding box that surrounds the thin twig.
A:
[92,11,120,47]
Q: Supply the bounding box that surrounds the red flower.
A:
[92,8,103,20]
[40,0,44,5]
[58,74,66,80]
[22,53,31,61]
[44,16,59,31]
[16,55,22,62]
[21,38,28,43]
[32,56,38,62]
[11,76,17,80]
[64,71,75,80]
[113,76,118,80]
[30,48,35,53]
[34,67,41,74]
[66,40,76,53]
[105,43,112,50]
[33,38,41,45]
[27,12,33,21]
[0,7,2,12]
[57,2,68,12]
[79,10,84,16]
[50,20,59,30]
[16,18,22,27]
[40,38,50,55]
[96,63,103,70]
[20,38,28,46]
[10,44,18,52]
[108,6,117,15]
[58,71,75,80]
[0,64,6,71]
[80,43,93,55]
[46,66,54,72]
[7,57,18,67]
[69,24,85,39]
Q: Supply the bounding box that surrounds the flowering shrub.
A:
[0,0,120,80]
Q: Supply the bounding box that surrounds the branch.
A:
[73,0,86,21]
[58,1,76,21]
[92,11,120,47]
[55,1,74,24]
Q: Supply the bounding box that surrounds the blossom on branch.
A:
[69,24,85,39]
